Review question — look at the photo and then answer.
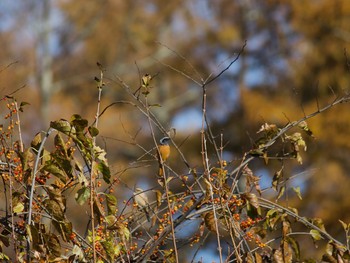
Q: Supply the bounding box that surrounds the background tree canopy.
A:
[1,0,350,261]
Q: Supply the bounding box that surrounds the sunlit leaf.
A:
[296,152,303,164]
[153,190,162,207]
[75,187,90,205]
[263,151,269,165]
[310,229,322,241]
[273,249,284,263]
[243,193,259,209]
[312,218,326,232]
[288,206,299,216]
[141,74,152,87]
[282,239,293,263]
[276,185,285,201]
[105,215,117,229]
[292,186,302,200]
[13,202,24,213]
[31,132,42,152]
[50,119,75,135]
[298,120,315,138]
[164,249,176,263]
[282,220,291,236]
[246,253,253,263]
[165,176,174,185]
[266,209,281,229]
[94,146,107,162]
[0,253,9,260]
[254,252,263,263]
[257,123,278,135]
[272,167,283,191]
[116,222,130,242]
[339,219,349,231]
[101,240,116,261]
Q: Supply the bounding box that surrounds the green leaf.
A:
[88,126,99,137]
[13,202,24,213]
[266,210,281,230]
[149,103,162,107]
[298,120,315,138]
[70,114,88,132]
[75,187,90,205]
[285,236,300,260]
[47,234,61,258]
[273,249,284,263]
[117,223,130,241]
[51,154,74,179]
[310,229,322,241]
[243,193,259,209]
[94,146,107,162]
[276,185,285,201]
[31,132,42,152]
[50,119,75,135]
[97,161,111,184]
[42,162,67,183]
[312,218,326,231]
[292,186,302,200]
[44,199,65,221]
[105,194,117,215]
[101,240,116,261]
[54,134,68,157]
[105,215,117,228]
[19,101,30,112]
[0,253,9,260]
[272,167,283,191]
[339,219,349,231]
[57,220,73,242]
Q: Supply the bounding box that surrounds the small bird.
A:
[134,188,150,221]
[158,137,171,176]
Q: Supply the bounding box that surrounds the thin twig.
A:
[145,94,179,262]
[156,41,204,83]
[27,128,53,262]
[200,83,223,262]
[90,66,105,263]
[204,41,247,85]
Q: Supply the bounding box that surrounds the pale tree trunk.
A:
[37,0,53,126]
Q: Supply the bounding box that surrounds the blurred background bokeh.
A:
[1,0,350,260]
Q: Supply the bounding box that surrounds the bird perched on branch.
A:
[158,137,171,177]
[134,188,150,222]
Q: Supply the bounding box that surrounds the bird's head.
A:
[159,137,171,145]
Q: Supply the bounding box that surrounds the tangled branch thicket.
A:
[0,52,350,263]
